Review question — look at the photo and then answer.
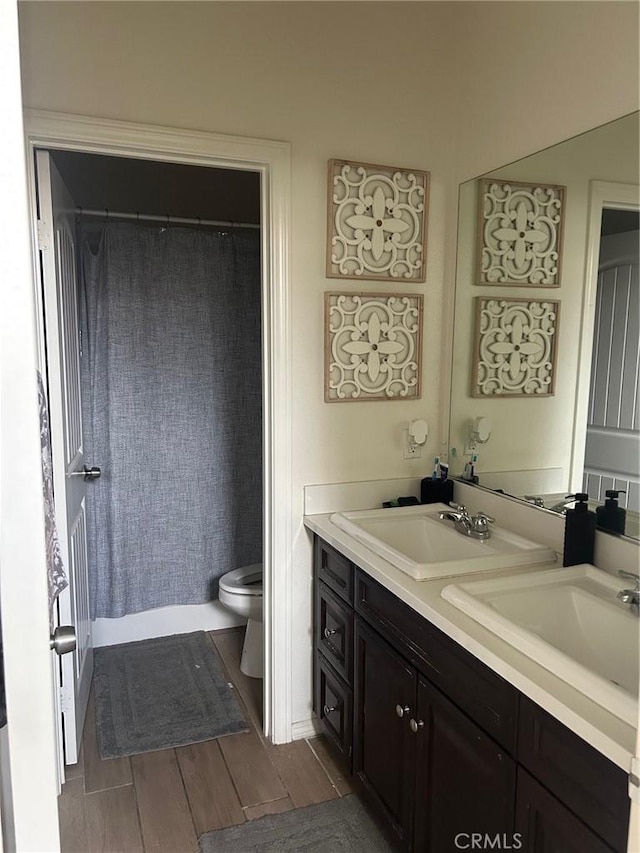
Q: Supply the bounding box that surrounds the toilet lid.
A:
[219,563,263,596]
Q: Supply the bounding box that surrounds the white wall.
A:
[17,1,640,727]
[450,114,640,490]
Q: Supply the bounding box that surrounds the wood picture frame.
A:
[471,296,560,397]
[476,178,566,287]
[326,159,430,283]
[325,292,423,402]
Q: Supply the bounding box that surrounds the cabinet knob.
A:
[395,704,410,718]
[409,718,424,733]
[323,627,338,639]
[323,704,336,716]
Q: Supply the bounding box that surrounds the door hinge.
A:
[36,219,50,252]
[60,684,73,714]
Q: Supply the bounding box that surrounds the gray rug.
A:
[198,796,395,852]
[93,631,248,758]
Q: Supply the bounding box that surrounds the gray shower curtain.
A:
[80,222,262,619]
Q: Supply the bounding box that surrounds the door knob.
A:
[323,704,336,716]
[323,627,338,639]
[409,718,424,733]
[50,625,77,655]
[395,704,410,718]
[69,465,101,481]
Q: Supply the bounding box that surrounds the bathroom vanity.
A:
[306,515,634,853]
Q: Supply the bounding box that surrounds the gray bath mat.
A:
[198,795,395,852]
[93,631,248,759]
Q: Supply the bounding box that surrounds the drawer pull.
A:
[395,704,410,718]
[323,627,339,639]
[323,704,337,715]
[409,718,424,733]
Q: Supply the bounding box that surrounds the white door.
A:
[36,149,94,766]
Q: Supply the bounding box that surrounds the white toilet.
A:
[219,563,263,678]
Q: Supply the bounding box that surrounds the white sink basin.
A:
[442,565,639,725]
[329,504,556,580]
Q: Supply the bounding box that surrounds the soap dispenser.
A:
[562,493,596,567]
[595,489,626,534]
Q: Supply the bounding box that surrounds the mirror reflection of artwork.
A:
[477,179,565,286]
[327,159,429,282]
[471,297,560,397]
[324,292,423,402]
[450,113,639,538]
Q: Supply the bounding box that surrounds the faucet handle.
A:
[618,570,640,588]
[449,502,467,515]
[474,511,495,523]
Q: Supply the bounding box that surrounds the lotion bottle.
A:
[562,493,596,567]
[595,489,626,534]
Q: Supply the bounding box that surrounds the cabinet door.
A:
[354,618,416,849]
[413,677,517,853]
[315,654,353,769]
[515,768,614,853]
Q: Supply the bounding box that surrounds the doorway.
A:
[24,112,293,789]
[38,146,266,771]
[582,208,640,536]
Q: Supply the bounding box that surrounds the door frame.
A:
[569,180,640,492]
[23,110,293,745]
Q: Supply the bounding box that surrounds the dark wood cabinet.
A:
[354,617,517,852]
[312,534,630,853]
[515,768,613,853]
[413,677,516,852]
[354,618,416,847]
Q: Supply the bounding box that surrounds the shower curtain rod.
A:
[76,207,260,230]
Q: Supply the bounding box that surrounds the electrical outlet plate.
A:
[403,429,422,460]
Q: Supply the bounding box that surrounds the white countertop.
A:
[304,510,636,773]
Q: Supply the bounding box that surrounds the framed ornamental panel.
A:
[325,292,423,402]
[471,297,560,398]
[477,178,566,286]
[327,159,430,282]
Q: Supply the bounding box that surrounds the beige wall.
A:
[18,1,639,725]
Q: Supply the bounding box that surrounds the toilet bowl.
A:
[219,563,263,678]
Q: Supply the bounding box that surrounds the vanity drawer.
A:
[518,698,629,852]
[316,581,354,683]
[315,537,354,605]
[315,655,353,770]
[355,568,518,752]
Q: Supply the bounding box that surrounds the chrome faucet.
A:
[524,495,545,507]
[548,495,579,514]
[616,570,640,614]
[438,503,495,540]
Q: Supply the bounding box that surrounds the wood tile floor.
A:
[58,627,352,853]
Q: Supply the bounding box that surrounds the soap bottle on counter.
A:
[562,493,596,567]
[595,489,626,534]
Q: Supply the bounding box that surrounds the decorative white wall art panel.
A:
[477,179,566,286]
[471,297,560,397]
[327,160,430,282]
[325,293,423,402]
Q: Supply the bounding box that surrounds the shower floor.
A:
[57,627,351,853]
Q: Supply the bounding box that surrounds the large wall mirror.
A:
[449,112,640,541]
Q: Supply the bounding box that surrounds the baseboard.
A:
[291,717,322,741]
[92,601,245,647]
